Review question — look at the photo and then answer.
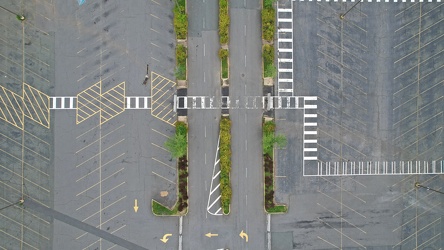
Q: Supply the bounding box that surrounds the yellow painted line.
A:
[76,182,126,211]
[3,89,24,126]
[24,209,50,224]
[0,213,50,240]
[110,224,126,234]
[76,137,100,154]
[392,201,441,232]
[318,218,366,248]
[152,93,174,113]
[76,49,109,68]
[151,80,170,97]
[152,171,175,184]
[0,164,50,192]
[0,148,49,177]
[24,129,50,145]
[0,230,39,250]
[101,66,126,83]
[76,232,87,240]
[76,139,124,168]
[415,232,441,249]
[151,88,173,108]
[392,190,436,217]
[320,176,366,203]
[158,107,175,122]
[23,90,44,124]
[81,195,127,223]
[317,202,366,234]
[82,239,100,250]
[76,168,125,196]
[317,191,367,219]
[100,210,126,226]
[75,153,99,168]
[76,123,101,139]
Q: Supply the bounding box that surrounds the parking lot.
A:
[274,1,443,249]
[1,0,181,249]
[0,0,54,249]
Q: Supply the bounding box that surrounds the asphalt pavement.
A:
[52,0,180,249]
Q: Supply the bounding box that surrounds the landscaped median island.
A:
[262,0,275,43]
[263,120,288,214]
[219,0,229,45]
[219,48,229,79]
[176,44,187,81]
[263,44,276,78]
[220,116,232,215]
[152,122,189,216]
[173,0,188,40]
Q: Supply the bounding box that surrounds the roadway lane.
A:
[229,0,266,249]
[183,0,266,249]
[183,0,227,249]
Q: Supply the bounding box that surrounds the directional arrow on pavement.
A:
[239,230,248,242]
[160,234,172,243]
[133,199,139,212]
[205,232,218,238]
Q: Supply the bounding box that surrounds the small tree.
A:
[165,122,188,159]
[263,121,287,156]
[165,133,187,158]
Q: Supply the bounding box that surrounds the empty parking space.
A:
[274,1,443,249]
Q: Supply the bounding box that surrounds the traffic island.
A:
[263,119,288,214]
[176,44,187,81]
[219,48,229,80]
[220,116,232,215]
[152,121,189,216]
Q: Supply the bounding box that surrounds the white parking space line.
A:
[152,171,176,184]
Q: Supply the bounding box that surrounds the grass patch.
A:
[263,44,276,78]
[174,0,188,39]
[266,204,287,213]
[219,0,229,45]
[175,45,187,80]
[152,200,178,216]
[165,121,188,158]
[262,0,275,42]
[220,117,232,214]
[219,48,229,79]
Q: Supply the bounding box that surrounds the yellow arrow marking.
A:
[205,232,219,238]
[239,230,248,242]
[160,233,172,243]
[134,199,139,212]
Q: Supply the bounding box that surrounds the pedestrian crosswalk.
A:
[277,4,294,96]
[302,97,318,162]
[50,97,76,109]
[311,160,444,176]
[125,96,151,109]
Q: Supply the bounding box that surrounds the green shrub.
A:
[220,117,231,214]
[263,44,275,78]
[219,49,229,79]
[263,120,287,157]
[174,0,188,39]
[176,45,187,80]
[165,121,188,159]
[262,7,275,42]
[264,64,276,78]
[264,0,275,9]
[219,0,229,44]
